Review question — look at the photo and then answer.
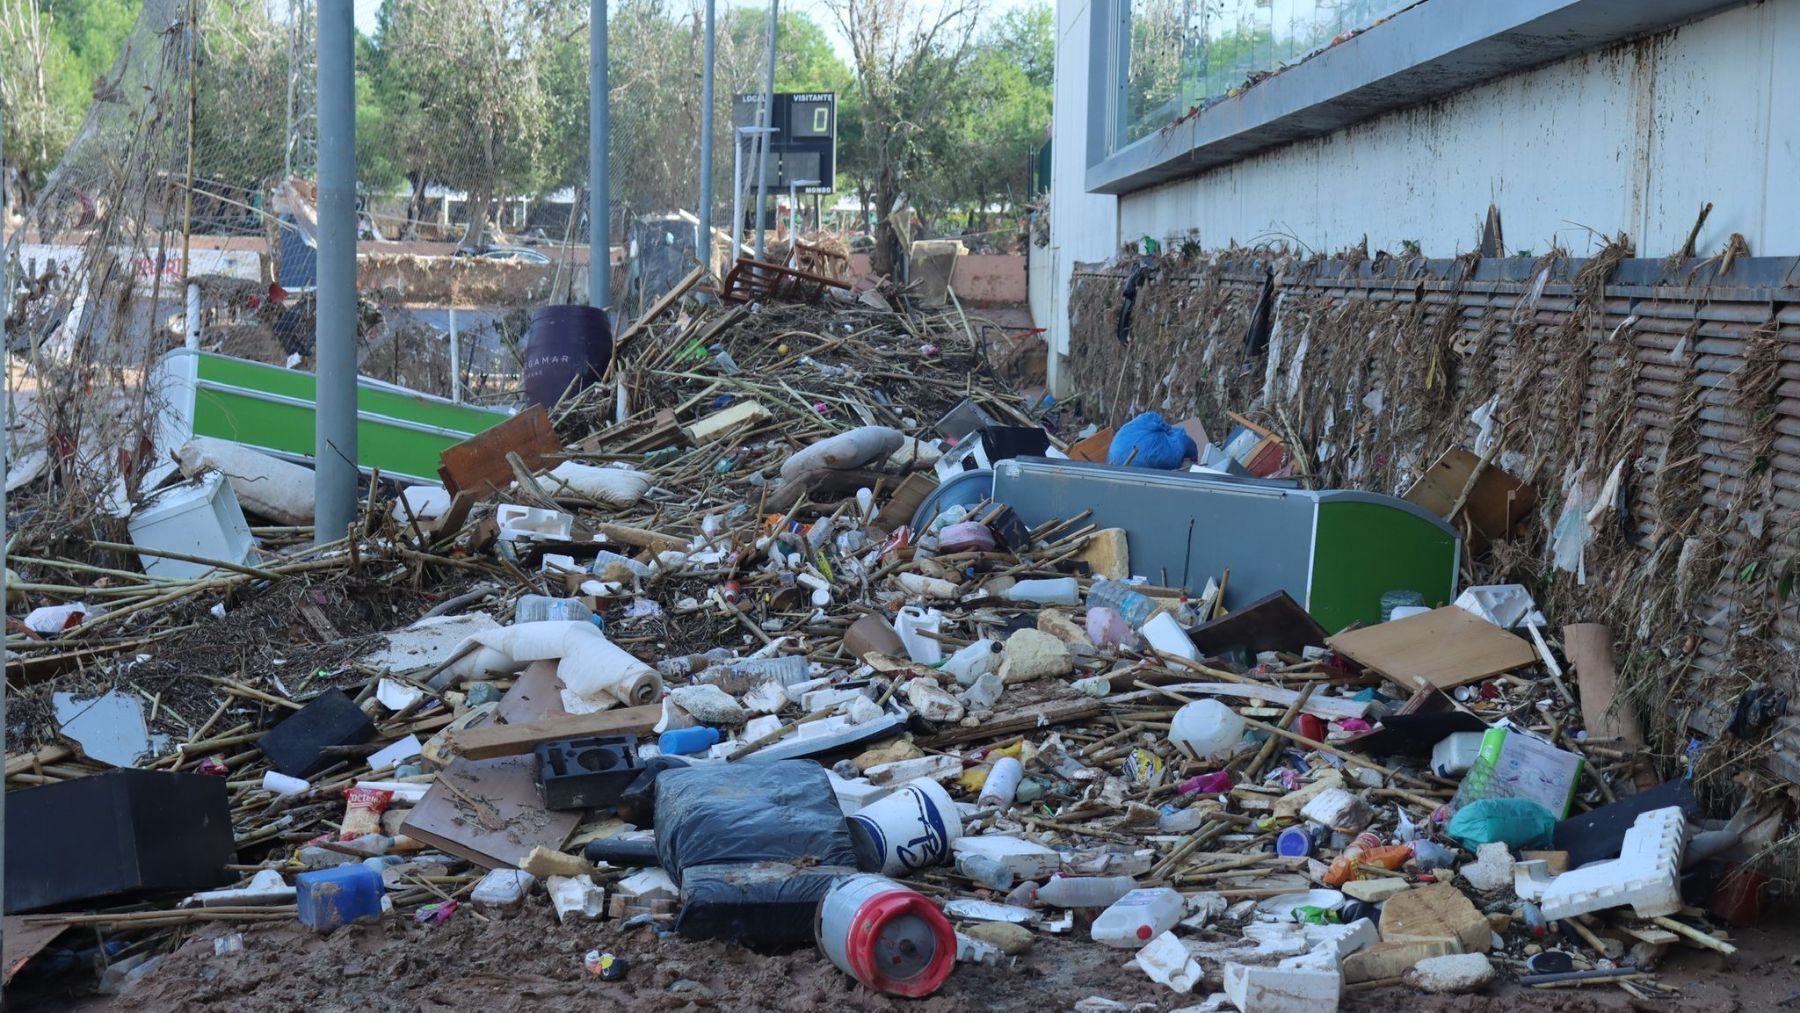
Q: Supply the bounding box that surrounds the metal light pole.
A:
[313,0,357,545]
[1,69,10,930]
[697,0,716,274]
[731,125,773,265]
[752,0,779,262]
[590,0,611,309]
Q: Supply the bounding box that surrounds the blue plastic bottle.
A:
[658,726,722,756]
[296,865,385,932]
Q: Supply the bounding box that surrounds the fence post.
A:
[314,0,358,545]
[590,0,611,310]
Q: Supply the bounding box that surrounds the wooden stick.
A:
[1651,916,1737,955]
[88,540,280,580]
[1244,682,1314,780]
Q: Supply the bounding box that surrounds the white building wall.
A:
[1038,0,1120,395]
[1114,0,1800,259]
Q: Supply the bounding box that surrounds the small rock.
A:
[1460,841,1515,894]
[1342,878,1411,903]
[669,979,716,1000]
[904,679,965,722]
[1405,953,1495,994]
[965,920,1035,954]
[998,629,1073,684]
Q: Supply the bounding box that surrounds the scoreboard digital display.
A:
[732,92,838,194]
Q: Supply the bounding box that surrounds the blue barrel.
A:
[523,305,612,409]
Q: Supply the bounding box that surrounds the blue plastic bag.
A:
[1107,412,1199,470]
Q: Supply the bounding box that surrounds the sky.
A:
[352,0,1037,62]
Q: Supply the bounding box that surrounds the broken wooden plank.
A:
[1326,606,1536,690]
[1403,447,1536,553]
[443,704,663,761]
[613,264,706,352]
[1565,623,1644,747]
[681,399,771,444]
[437,404,562,498]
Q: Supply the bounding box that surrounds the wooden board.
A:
[1188,590,1328,658]
[1326,606,1535,690]
[1402,447,1537,553]
[1565,623,1644,747]
[402,664,585,869]
[444,704,662,761]
[437,404,563,497]
[872,472,938,534]
[4,917,67,984]
[682,399,771,444]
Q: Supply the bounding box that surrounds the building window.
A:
[1120,0,1412,150]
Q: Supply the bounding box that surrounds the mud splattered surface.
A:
[14,910,1800,1012]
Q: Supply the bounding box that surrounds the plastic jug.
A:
[893,607,945,663]
[1035,875,1137,909]
[943,640,1004,686]
[1141,612,1199,663]
[296,865,385,931]
[1091,888,1185,947]
[1169,699,1246,760]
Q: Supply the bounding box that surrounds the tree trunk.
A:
[872,164,902,280]
[404,171,426,240]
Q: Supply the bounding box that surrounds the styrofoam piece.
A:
[1453,584,1545,629]
[952,836,1063,880]
[438,621,662,713]
[1304,917,1377,962]
[1142,612,1200,663]
[1222,959,1340,1012]
[1528,806,1686,920]
[955,931,1003,965]
[495,503,573,541]
[127,471,255,580]
[827,772,894,814]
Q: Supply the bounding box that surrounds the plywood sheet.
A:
[1326,606,1535,690]
[1188,590,1327,658]
[437,404,562,497]
[1402,447,1536,552]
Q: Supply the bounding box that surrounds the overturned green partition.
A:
[153,350,512,483]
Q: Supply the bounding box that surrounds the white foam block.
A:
[1531,806,1686,920]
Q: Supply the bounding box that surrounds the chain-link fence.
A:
[4,0,850,517]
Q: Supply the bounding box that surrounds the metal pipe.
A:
[589,0,611,309]
[186,282,201,350]
[731,130,744,262]
[752,0,779,261]
[448,308,461,403]
[313,0,358,545]
[697,0,717,275]
[1,58,10,918]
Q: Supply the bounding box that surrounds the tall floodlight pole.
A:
[590,0,612,309]
[1,75,10,932]
[314,0,357,545]
[697,0,717,274]
[752,0,779,261]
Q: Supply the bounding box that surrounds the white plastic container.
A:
[515,595,595,623]
[1431,730,1487,777]
[1141,612,1200,663]
[1003,578,1080,606]
[943,639,1004,685]
[976,756,1023,808]
[893,606,945,664]
[1092,887,1185,947]
[1035,874,1137,909]
[127,471,255,580]
[1169,699,1246,761]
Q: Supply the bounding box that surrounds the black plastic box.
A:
[534,735,641,810]
[258,688,375,777]
[5,768,235,913]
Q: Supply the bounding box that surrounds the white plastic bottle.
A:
[977,756,1023,808]
[1034,875,1138,909]
[1091,887,1185,947]
[943,639,1004,686]
[1003,577,1080,606]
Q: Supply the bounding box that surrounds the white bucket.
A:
[848,777,962,875]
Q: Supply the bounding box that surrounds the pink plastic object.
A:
[1087,607,1132,649]
[1179,771,1235,796]
[938,521,997,554]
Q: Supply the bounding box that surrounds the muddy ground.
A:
[11,908,1800,1012]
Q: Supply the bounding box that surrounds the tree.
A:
[823,0,978,277]
[370,0,563,246]
[1,0,89,194]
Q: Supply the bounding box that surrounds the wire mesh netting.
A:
[3,0,850,525]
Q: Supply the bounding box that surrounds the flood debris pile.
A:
[1,282,1770,1010]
